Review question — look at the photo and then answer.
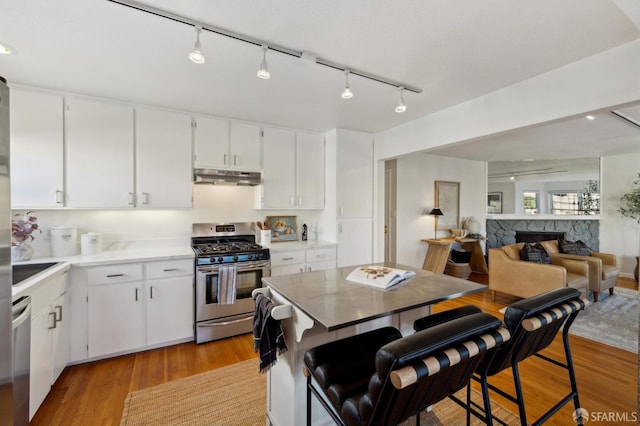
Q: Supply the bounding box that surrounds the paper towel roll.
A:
[81,232,102,255]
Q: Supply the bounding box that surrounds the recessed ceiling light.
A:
[585,115,595,120]
[0,43,16,55]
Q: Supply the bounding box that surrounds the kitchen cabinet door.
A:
[66,98,134,207]
[336,129,373,218]
[10,88,64,208]
[193,115,229,169]
[229,121,261,171]
[337,219,373,267]
[295,131,325,209]
[29,307,53,420]
[136,107,193,208]
[146,277,193,346]
[50,291,70,384]
[261,126,296,208]
[87,282,145,358]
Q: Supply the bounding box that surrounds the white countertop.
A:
[266,240,336,252]
[12,239,194,299]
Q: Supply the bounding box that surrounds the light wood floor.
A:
[33,276,638,426]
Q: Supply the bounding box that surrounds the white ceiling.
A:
[1,0,639,161]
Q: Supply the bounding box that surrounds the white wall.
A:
[600,152,640,278]
[375,40,640,161]
[393,154,486,269]
[18,185,320,258]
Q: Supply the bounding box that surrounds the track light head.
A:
[395,87,407,113]
[341,70,353,99]
[189,25,205,64]
[257,46,271,79]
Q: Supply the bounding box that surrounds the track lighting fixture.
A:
[109,0,423,108]
[257,46,271,79]
[341,70,353,99]
[188,25,205,64]
[395,87,407,113]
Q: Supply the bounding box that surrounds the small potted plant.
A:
[618,173,640,283]
[11,211,41,262]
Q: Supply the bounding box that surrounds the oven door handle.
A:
[197,316,253,327]
[198,261,270,274]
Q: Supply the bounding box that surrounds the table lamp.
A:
[429,208,443,239]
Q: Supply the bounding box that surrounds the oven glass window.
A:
[205,269,263,304]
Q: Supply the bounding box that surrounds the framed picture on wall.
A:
[435,181,460,230]
[487,192,503,214]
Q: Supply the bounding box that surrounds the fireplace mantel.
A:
[486,214,600,221]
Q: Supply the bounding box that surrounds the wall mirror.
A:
[435,180,460,229]
[487,158,600,215]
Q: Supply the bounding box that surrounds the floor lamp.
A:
[429,208,443,239]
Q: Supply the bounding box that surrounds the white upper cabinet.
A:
[295,131,325,209]
[136,107,193,208]
[65,98,135,208]
[229,121,262,170]
[194,116,261,171]
[336,129,373,218]
[259,127,325,209]
[261,126,296,208]
[10,88,64,208]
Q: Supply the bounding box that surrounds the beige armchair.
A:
[489,243,589,300]
[540,240,619,302]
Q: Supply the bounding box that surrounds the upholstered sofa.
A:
[540,240,619,302]
[489,243,589,300]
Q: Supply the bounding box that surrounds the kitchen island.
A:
[258,263,486,426]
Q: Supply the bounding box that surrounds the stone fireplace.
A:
[487,219,599,250]
[515,231,565,243]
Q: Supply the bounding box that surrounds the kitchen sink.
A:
[12,262,60,285]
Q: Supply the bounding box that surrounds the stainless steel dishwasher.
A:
[12,296,31,426]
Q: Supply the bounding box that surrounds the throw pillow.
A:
[559,239,592,256]
[520,242,551,264]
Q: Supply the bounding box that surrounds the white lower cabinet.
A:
[270,245,336,276]
[29,268,70,420]
[85,259,194,359]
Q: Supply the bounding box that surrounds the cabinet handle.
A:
[339,206,344,216]
[163,268,178,272]
[55,190,63,204]
[48,312,57,330]
[142,192,149,204]
[135,288,139,301]
[282,257,294,261]
[290,195,294,206]
[233,155,238,166]
[307,266,312,272]
[298,196,302,205]
[223,154,228,165]
[128,192,135,205]
[149,286,154,299]
[54,305,63,322]
[339,224,343,233]
[299,268,304,273]
[106,274,124,278]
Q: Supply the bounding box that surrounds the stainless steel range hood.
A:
[193,168,261,186]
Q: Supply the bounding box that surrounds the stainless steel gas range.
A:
[192,222,270,344]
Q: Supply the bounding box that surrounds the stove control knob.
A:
[217,257,223,263]
[233,255,239,262]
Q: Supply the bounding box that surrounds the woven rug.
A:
[569,286,639,353]
[121,358,519,426]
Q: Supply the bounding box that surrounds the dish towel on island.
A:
[217,265,237,305]
[253,293,288,372]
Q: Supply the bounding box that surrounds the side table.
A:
[420,238,454,274]
[455,237,489,274]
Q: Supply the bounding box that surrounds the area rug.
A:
[569,286,638,353]
[121,358,519,426]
